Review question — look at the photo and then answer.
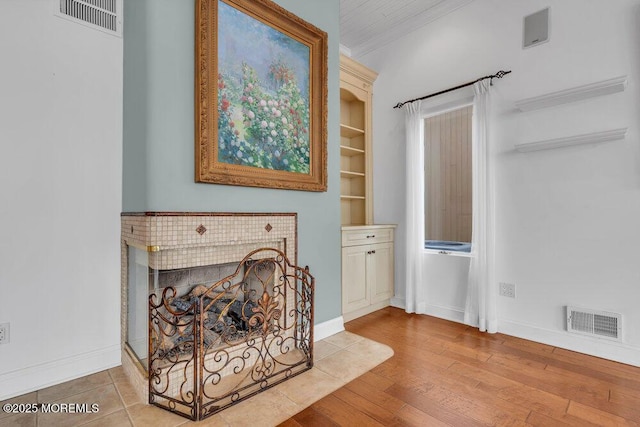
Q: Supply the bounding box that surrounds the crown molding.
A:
[339,44,352,57]
[514,128,628,153]
[515,76,627,112]
[340,54,378,84]
[349,0,476,58]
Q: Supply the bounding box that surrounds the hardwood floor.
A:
[280,307,640,426]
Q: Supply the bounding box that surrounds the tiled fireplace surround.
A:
[119,213,299,409]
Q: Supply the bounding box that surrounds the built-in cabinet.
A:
[341,226,395,322]
[340,55,396,321]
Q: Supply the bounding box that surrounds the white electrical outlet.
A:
[0,323,9,344]
[499,283,516,298]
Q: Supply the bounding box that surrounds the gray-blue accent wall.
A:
[123,0,341,324]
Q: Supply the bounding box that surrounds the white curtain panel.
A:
[403,101,426,314]
[464,80,497,333]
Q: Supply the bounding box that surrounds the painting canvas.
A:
[196,0,328,191]
[218,1,310,173]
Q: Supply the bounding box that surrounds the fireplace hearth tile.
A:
[218,389,299,427]
[106,366,128,383]
[344,337,395,360]
[315,347,388,384]
[275,368,343,408]
[108,367,143,408]
[126,403,187,427]
[321,330,365,348]
[313,340,341,361]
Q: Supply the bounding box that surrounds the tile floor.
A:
[0,332,393,427]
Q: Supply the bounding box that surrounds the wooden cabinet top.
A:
[340,54,378,85]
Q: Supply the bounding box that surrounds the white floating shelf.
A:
[514,128,628,153]
[515,76,627,111]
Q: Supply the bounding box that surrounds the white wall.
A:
[361,0,640,365]
[0,0,123,399]
[389,254,470,324]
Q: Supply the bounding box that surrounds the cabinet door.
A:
[342,245,369,313]
[368,242,394,304]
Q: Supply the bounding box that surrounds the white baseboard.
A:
[390,296,405,309]
[389,297,466,325]
[0,344,121,401]
[499,319,640,367]
[424,303,466,324]
[342,301,391,323]
[314,316,344,342]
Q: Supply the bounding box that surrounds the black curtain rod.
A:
[393,70,512,109]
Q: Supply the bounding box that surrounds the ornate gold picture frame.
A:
[195,0,328,191]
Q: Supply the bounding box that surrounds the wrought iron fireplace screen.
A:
[148,248,314,421]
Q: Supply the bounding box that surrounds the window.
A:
[424,105,473,253]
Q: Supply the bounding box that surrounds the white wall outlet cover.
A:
[0,323,9,344]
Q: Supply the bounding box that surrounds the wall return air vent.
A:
[56,0,122,37]
[566,306,622,342]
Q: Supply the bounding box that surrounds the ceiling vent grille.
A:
[56,0,122,37]
[567,306,622,341]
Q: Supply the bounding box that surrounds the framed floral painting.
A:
[195,0,328,191]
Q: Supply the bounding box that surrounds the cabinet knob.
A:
[372,250,376,254]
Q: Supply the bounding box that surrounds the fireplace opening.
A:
[126,251,264,370]
[152,257,278,360]
[147,248,313,420]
